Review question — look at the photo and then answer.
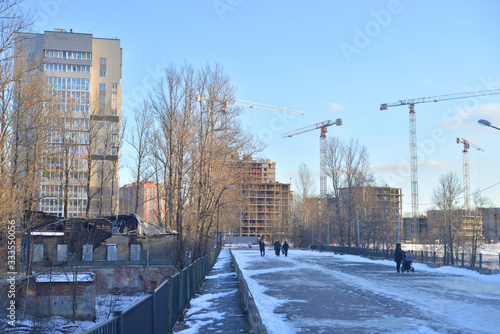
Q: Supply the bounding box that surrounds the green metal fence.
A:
[82,245,221,334]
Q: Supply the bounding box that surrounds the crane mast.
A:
[381,88,500,241]
[456,138,484,214]
[283,119,342,198]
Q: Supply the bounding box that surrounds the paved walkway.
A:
[173,249,251,334]
[232,249,500,334]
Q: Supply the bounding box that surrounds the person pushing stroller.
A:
[394,243,405,273]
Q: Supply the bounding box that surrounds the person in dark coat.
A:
[281,241,289,257]
[394,243,405,273]
[273,240,281,256]
[259,238,265,257]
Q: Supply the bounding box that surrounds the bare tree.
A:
[325,137,344,245]
[293,163,317,247]
[469,189,490,266]
[126,101,153,214]
[149,63,261,268]
[431,172,462,265]
[341,138,372,247]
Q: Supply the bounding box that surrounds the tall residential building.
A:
[119,182,164,225]
[236,155,292,240]
[18,29,122,217]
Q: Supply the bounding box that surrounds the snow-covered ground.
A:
[173,249,250,333]
[3,293,147,333]
[233,248,500,334]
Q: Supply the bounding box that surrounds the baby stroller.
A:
[401,252,414,273]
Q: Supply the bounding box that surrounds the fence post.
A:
[112,310,123,334]
[179,270,183,314]
[186,261,189,301]
[433,251,436,263]
[151,292,155,334]
[168,279,173,331]
[421,251,423,263]
[479,254,482,269]
[461,252,464,267]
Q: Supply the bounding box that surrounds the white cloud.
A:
[437,103,500,130]
[371,160,451,175]
[371,163,410,175]
[420,160,453,170]
[328,102,344,111]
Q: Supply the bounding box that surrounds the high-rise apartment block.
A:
[237,156,292,240]
[119,182,164,225]
[18,29,122,216]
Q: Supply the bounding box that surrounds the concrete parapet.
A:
[230,251,268,334]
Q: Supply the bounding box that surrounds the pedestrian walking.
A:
[394,243,405,273]
[281,240,289,257]
[273,240,281,256]
[259,238,266,257]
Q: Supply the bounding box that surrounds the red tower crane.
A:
[380,88,500,240]
[282,119,343,198]
[196,95,305,115]
[456,137,484,214]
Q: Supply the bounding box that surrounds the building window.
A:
[130,244,141,261]
[100,58,106,65]
[100,71,106,77]
[99,96,105,103]
[33,244,44,261]
[107,244,117,261]
[82,244,93,261]
[99,83,106,90]
[57,244,68,261]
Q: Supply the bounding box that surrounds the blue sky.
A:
[24,0,500,215]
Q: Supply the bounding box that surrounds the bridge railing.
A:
[310,245,500,270]
[82,245,221,334]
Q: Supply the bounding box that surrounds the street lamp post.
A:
[478,119,500,131]
[217,185,234,246]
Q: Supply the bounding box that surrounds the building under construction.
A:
[426,210,484,244]
[236,156,292,241]
[337,185,403,245]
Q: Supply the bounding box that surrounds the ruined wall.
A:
[35,281,96,321]
[92,265,175,293]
